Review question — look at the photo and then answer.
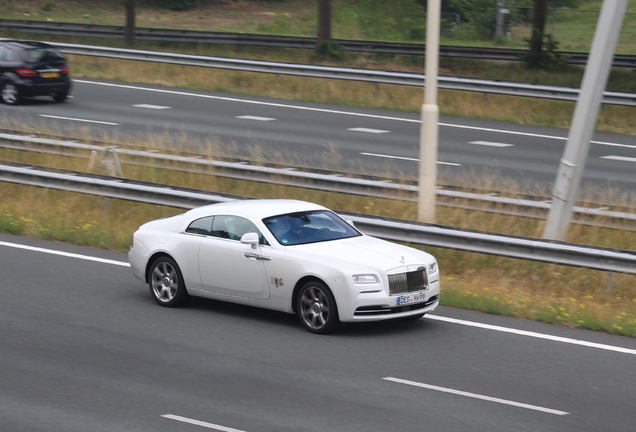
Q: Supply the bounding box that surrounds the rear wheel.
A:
[52,92,68,103]
[148,256,189,307]
[297,280,339,334]
[1,82,21,105]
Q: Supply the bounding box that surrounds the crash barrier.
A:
[2,133,635,229]
[2,162,636,275]
[1,19,635,68]
[1,37,633,106]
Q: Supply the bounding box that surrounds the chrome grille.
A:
[388,268,428,295]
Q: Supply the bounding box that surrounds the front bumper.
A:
[341,279,441,322]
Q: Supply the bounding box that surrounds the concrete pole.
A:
[543,0,627,240]
[418,0,441,223]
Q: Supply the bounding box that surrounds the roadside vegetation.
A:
[0,0,635,336]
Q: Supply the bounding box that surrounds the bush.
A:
[314,40,346,61]
[156,0,198,12]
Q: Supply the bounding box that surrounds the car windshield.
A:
[263,210,361,246]
[25,47,65,63]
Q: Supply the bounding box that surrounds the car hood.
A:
[287,235,432,271]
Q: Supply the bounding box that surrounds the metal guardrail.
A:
[1,19,635,68]
[30,42,634,107]
[2,132,636,229]
[2,162,636,275]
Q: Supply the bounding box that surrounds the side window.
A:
[0,47,7,61]
[211,215,267,244]
[185,216,214,236]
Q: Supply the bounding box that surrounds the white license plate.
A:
[397,292,427,306]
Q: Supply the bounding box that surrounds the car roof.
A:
[0,40,57,50]
[184,199,328,221]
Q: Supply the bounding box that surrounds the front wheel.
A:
[297,281,339,334]
[1,82,21,105]
[148,256,189,307]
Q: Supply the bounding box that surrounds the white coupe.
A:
[129,199,440,333]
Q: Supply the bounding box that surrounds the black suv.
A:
[0,40,71,105]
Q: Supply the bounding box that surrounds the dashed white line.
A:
[360,152,461,166]
[133,104,171,109]
[348,127,390,134]
[39,114,119,125]
[383,377,569,415]
[601,155,636,163]
[469,140,514,147]
[75,80,636,150]
[162,414,247,431]
[236,115,277,121]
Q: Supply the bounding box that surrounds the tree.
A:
[529,0,548,55]
[317,0,332,44]
[124,0,135,48]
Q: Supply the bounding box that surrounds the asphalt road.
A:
[1,232,635,432]
[2,79,636,194]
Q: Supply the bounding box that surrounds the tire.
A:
[148,256,189,307]
[1,82,21,105]
[52,92,68,103]
[297,280,339,334]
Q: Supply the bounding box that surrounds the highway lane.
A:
[1,233,635,432]
[2,79,636,195]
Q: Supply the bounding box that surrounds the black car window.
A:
[25,48,65,63]
[185,216,214,236]
[211,215,267,245]
[263,210,361,246]
[0,47,15,61]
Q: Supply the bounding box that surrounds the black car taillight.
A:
[16,68,37,77]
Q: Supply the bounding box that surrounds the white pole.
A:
[543,0,627,240]
[418,0,441,223]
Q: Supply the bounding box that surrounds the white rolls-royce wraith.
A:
[129,199,440,334]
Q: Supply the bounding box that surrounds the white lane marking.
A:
[469,140,514,147]
[360,152,461,166]
[236,115,276,121]
[74,80,636,150]
[348,127,390,134]
[132,104,171,109]
[426,315,636,356]
[601,155,636,163]
[39,114,119,125]
[162,414,247,432]
[383,377,569,416]
[0,241,129,267]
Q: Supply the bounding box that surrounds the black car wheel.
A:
[1,82,21,105]
[297,280,340,334]
[52,92,68,103]
[148,256,189,307]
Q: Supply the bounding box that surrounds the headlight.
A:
[353,274,379,284]
[427,262,438,275]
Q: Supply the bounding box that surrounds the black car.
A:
[0,40,71,105]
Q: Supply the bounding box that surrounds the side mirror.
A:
[240,232,260,249]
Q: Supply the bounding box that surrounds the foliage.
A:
[521,32,568,69]
[353,0,427,42]
[155,0,198,12]
[314,40,346,60]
